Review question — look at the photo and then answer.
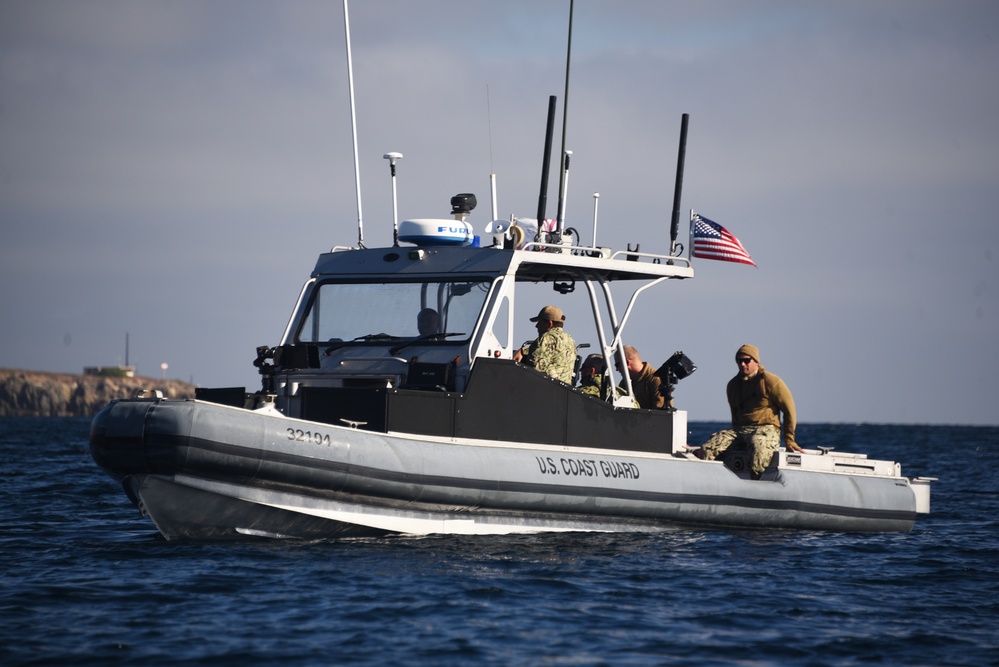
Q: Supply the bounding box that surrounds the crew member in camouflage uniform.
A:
[578,353,607,397]
[696,344,804,479]
[579,353,638,406]
[513,305,576,384]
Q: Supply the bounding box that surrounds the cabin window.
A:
[296,279,492,345]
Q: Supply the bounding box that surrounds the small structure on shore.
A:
[84,332,136,377]
[83,366,136,378]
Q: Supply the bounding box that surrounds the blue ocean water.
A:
[1,418,997,666]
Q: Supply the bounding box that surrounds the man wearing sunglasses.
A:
[695,344,804,479]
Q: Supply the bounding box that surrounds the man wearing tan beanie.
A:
[696,344,803,479]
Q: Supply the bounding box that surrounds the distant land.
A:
[0,368,197,418]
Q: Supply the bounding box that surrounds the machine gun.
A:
[654,351,696,408]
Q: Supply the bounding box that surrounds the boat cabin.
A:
[207,196,697,456]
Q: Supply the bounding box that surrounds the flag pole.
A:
[688,209,694,262]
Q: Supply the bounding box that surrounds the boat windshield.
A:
[296,279,492,346]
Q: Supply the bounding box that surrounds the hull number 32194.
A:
[287,428,332,446]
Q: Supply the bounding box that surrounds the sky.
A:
[1,0,997,426]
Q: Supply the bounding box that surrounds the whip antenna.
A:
[591,192,600,248]
[487,85,498,221]
[555,0,575,234]
[558,150,572,229]
[343,0,365,248]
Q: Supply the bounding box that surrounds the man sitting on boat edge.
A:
[694,343,804,479]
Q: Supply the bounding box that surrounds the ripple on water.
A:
[1,420,997,666]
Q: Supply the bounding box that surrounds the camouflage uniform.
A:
[579,374,603,397]
[701,424,781,477]
[520,327,576,384]
[580,373,639,407]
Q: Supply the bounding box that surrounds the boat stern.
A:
[910,477,936,514]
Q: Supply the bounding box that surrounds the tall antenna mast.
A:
[486,85,498,221]
[343,0,365,248]
[669,113,690,255]
[536,95,558,237]
[555,0,575,235]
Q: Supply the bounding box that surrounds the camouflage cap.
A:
[530,305,565,323]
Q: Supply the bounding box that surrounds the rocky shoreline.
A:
[0,368,198,418]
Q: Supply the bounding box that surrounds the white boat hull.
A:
[92,398,921,539]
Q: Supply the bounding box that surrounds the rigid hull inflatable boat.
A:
[89,6,933,539]
[90,212,934,540]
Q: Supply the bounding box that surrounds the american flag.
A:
[691,213,757,267]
